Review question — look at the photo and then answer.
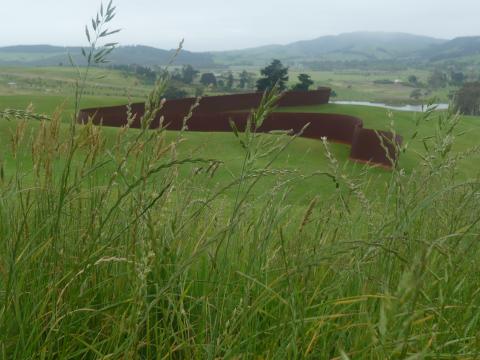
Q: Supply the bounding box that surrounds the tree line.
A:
[408,69,480,115]
[148,59,318,100]
[111,60,480,115]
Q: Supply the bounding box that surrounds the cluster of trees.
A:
[408,69,473,101]
[292,74,314,91]
[454,82,480,115]
[170,68,255,92]
[239,71,254,89]
[405,69,480,115]
[249,60,480,115]
[161,66,257,99]
[109,59,320,100]
[163,59,318,99]
[256,60,289,91]
[109,60,480,108]
[255,59,315,92]
[171,65,199,84]
[426,69,468,89]
[199,72,236,90]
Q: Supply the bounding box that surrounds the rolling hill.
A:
[0,45,216,68]
[419,36,480,62]
[1,32,480,68]
[212,32,448,65]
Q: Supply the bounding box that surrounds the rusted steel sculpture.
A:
[78,88,401,168]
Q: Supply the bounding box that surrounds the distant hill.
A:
[0,45,216,68]
[419,36,480,62]
[212,32,448,66]
[1,32,480,69]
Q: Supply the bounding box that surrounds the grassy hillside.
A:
[1,89,480,357]
[0,66,151,99]
[213,32,447,66]
[4,33,480,70]
[0,45,216,67]
[1,93,479,200]
[421,36,480,62]
[279,103,480,178]
[0,99,370,202]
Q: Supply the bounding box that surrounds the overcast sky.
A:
[1,0,478,51]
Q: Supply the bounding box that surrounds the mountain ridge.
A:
[212,32,450,65]
[1,32,479,68]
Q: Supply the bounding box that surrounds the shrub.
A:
[410,88,422,100]
[200,72,217,87]
[162,85,188,99]
[373,79,394,85]
[292,73,314,91]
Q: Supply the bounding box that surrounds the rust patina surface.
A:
[78,89,401,168]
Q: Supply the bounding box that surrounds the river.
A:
[330,100,450,112]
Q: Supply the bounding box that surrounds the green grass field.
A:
[0,66,151,98]
[224,66,457,104]
[0,96,369,203]
[287,69,455,104]
[279,103,480,178]
[1,78,480,357]
[2,91,478,201]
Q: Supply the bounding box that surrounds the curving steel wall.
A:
[78,89,401,168]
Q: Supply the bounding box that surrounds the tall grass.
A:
[1,3,480,359]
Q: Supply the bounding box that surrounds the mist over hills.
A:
[213,32,448,65]
[422,36,480,61]
[1,32,479,68]
[0,45,216,67]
